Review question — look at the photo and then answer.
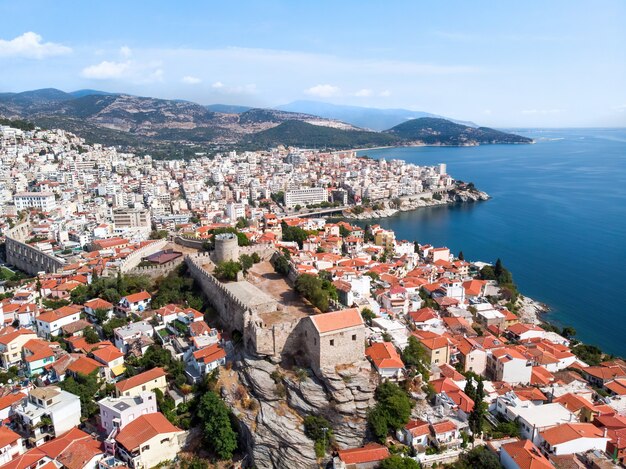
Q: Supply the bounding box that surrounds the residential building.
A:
[114,368,167,398]
[114,413,184,469]
[13,387,81,447]
[98,392,158,436]
[13,193,56,212]
[284,187,327,208]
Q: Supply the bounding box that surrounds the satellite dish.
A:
[7,379,12,384]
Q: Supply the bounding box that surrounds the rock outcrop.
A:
[222,356,378,468]
[344,186,490,220]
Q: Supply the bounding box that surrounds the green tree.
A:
[402,336,430,381]
[196,391,238,460]
[360,308,376,325]
[304,415,333,457]
[451,446,502,469]
[149,230,169,240]
[468,378,486,438]
[102,317,128,339]
[70,285,90,304]
[379,455,421,469]
[368,382,413,442]
[239,254,254,273]
[83,327,100,344]
[213,261,242,281]
[458,251,465,261]
[94,308,110,324]
[59,370,102,418]
[251,252,261,264]
[272,254,290,276]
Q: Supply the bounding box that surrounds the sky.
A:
[0,0,625,127]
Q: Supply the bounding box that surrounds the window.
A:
[329,339,334,346]
[352,334,357,341]
[142,385,146,391]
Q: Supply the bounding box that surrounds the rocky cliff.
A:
[220,356,377,468]
[344,186,490,220]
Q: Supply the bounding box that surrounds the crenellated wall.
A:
[117,239,168,273]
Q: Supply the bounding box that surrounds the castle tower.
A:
[214,232,239,263]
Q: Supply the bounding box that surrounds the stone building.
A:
[303,308,366,371]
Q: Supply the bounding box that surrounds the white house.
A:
[188,343,226,381]
[14,386,81,446]
[35,305,82,338]
[113,321,154,354]
[98,392,158,436]
[538,423,609,456]
[397,419,430,451]
[83,298,115,321]
[0,426,24,465]
[117,291,152,314]
[487,347,533,384]
[500,439,552,469]
[114,412,185,469]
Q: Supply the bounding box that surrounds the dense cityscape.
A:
[0,120,621,469]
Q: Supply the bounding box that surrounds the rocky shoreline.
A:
[343,187,490,220]
[516,295,550,325]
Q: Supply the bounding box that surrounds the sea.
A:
[356,128,626,356]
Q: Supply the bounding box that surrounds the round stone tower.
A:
[213,232,239,263]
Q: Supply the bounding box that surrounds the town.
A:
[0,121,623,469]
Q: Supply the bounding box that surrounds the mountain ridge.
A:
[0,88,532,156]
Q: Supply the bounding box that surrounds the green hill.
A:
[244,120,397,149]
[385,117,532,145]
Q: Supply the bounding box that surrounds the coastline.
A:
[516,294,549,325]
[342,187,490,220]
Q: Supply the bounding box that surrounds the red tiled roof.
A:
[115,367,166,393]
[337,442,390,464]
[67,356,104,376]
[0,425,21,447]
[365,342,404,370]
[193,343,226,364]
[541,423,605,446]
[122,291,152,303]
[115,413,181,451]
[310,308,363,333]
[91,344,124,364]
[0,392,26,410]
[501,439,553,469]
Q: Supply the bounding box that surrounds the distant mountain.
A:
[0,88,532,156]
[206,104,252,114]
[244,120,395,149]
[385,117,533,145]
[276,100,477,131]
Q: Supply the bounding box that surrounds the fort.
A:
[185,252,365,371]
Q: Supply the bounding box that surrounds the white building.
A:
[114,413,185,469]
[14,386,81,447]
[284,187,327,208]
[98,392,158,436]
[13,192,57,212]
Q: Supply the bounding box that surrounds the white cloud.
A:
[210,81,256,94]
[379,90,391,97]
[0,32,71,59]
[81,60,130,79]
[483,109,492,115]
[120,46,132,58]
[211,81,225,89]
[305,84,340,98]
[182,75,201,84]
[81,58,163,83]
[354,88,373,97]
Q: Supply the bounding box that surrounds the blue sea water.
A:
[357,129,626,356]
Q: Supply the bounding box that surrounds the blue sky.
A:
[0,0,625,127]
